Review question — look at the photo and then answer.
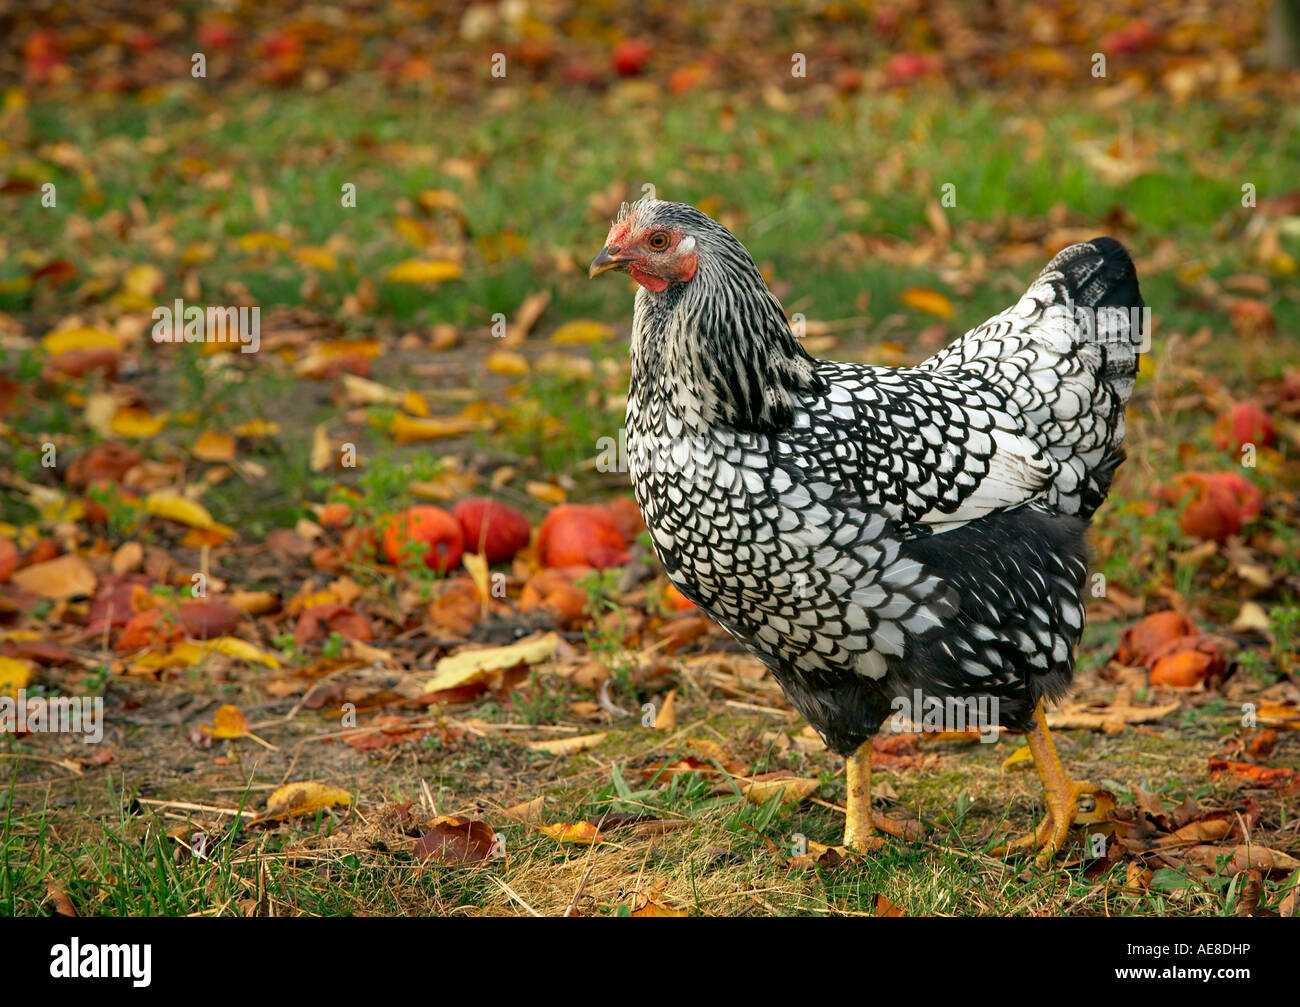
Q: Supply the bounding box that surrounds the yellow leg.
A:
[995,700,1098,867]
[843,740,877,852]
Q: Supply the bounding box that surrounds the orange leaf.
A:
[207,704,249,739]
[900,286,954,320]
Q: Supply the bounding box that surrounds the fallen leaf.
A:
[388,412,491,443]
[525,732,607,756]
[550,319,614,344]
[744,775,819,805]
[385,259,462,284]
[11,554,96,599]
[424,632,558,692]
[900,286,954,319]
[0,656,34,696]
[414,815,496,864]
[537,820,605,844]
[205,703,250,740]
[192,431,236,462]
[631,901,688,917]
[259,782,352,822]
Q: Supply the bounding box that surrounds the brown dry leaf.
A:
[1185,844,1300,873]
[1047,700,1181,733]
[525,732,607,756]
[11,554,96,599]
[503,796,545,822]
[744,775,819,805]
[788,839,847,870]
[414,815,496,864]
[537,821,605,844]
[45,883,77,917]
[503,289,551,346]
[259,782,353,822]
[654,688,677,729]
[229,590,279,616]
[110,541,143,574]
[875,894,906,917]
[685,738,748,775]
[309,424,334,472]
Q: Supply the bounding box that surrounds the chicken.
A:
[589,198,1145,863]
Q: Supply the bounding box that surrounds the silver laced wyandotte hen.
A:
[589,198,1145,863]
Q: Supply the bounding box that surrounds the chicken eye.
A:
[647,231,669,251]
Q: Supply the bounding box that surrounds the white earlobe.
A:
[678,236,696,255]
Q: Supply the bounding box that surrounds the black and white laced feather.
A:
[621,199,1145,754]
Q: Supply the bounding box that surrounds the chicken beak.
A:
[588,246,625,278]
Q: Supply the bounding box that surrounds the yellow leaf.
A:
[0,656,33,697]
[525,732,607,756]
[525,481,566,504]
[293,246,337,271]
[143,491,215,529]
[425,632,558,693]
[551,319,614,344]
[393,217,433,246]
[415,188,461,212]
[260,782,352,821]
[163,638,281,669]
[462,551,490,607]
[400,390,429,417]
[123,263,164,296]
[387,412,491,444]
[237,231,291,253]
[744,776,819,805]
[337,374,422,414]
[110,407,168,438]
[537,821,605,844]
[234,419,281,437]
[206,704,249,739]
[10,554,96,600]
[179,242,215,266]
[486,350,529,376]
[192,431,236,462]
[900,286,955,320]
[1001,744,1034,771]
[205,637,281,668]
[42,325,119,357]
[385,259,462,284]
